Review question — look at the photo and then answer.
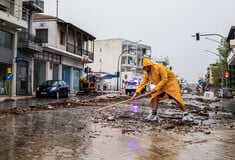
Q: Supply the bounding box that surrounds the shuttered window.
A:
[36,29,48,43]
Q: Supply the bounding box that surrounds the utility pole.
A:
[56,0,59,18]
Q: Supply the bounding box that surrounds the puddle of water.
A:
[178,129,235,160]
[83,124,179,160]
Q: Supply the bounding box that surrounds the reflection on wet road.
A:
[82,124,179,160]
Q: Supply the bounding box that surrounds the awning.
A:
[102,74,118,79]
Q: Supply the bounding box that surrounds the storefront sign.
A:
[15,57,24,62]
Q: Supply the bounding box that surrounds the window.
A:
[142,48,146,54]
[34,51,61,63]
[60,31,65,45]
[128,57,133,64]
[0,30,12,49]
[36,29,48,43]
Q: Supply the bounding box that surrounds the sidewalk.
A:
[0,91,124,102]
[0,95,33,102]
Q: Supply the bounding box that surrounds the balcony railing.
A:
[23,0,44,12]
[67,43,94,61]
[0,0,29,21]
[18,32,42,44]
[82,49,94,60]
[88,51,94,60]
[18,31,43,52]
[67,43,82,56]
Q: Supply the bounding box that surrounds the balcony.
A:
[121,61,136,69]
[67,43,94,62]
[82,49,94,62]
[0,0,28,29]
[23,0,44,13]
[67,43,82,56]
[17,32,43,53]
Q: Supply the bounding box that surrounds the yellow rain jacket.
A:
[136,58,185,107]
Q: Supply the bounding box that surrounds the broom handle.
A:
[97,92,152,111]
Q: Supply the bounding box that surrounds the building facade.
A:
[153,57,170,67]
[88,38,151,90]
[32,13,95,94]
[0,0,28,96]
[16,0,44,96]
[207,63,219,85]
[226,26,235,88]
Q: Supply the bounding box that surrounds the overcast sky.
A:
[44,0,235,83]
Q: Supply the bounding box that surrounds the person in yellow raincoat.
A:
[131,58,193,122]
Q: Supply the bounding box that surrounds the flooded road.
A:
[0,107,181,160]
[0,95,234,160]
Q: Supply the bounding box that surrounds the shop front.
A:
[0,63,11,95]
[0,30,14,95]
[33,59,46,91]
[73,68,82,91]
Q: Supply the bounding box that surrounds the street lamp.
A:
[116,49,129,91]
[205,37,220,44]
[192,33,225,40]
[205,50,224,88]
[192,32,225,88]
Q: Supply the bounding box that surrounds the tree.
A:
[211,64,221,86]
[216,38,229,87]
[217,38,229,71]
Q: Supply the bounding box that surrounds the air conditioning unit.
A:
[40,23,45,27]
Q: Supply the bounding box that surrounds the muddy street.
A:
[0,94,234,160]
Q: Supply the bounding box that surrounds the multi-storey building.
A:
[88,38,151,90]
[153,57,170,67]
[207,63,218,85]
[16,0,44,95]
[0,0,28,96]
[32,13,95,94]
[227,26,235,66]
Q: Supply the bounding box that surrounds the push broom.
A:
[97,92,152,111]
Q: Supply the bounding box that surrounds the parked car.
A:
[36,80,70,98]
